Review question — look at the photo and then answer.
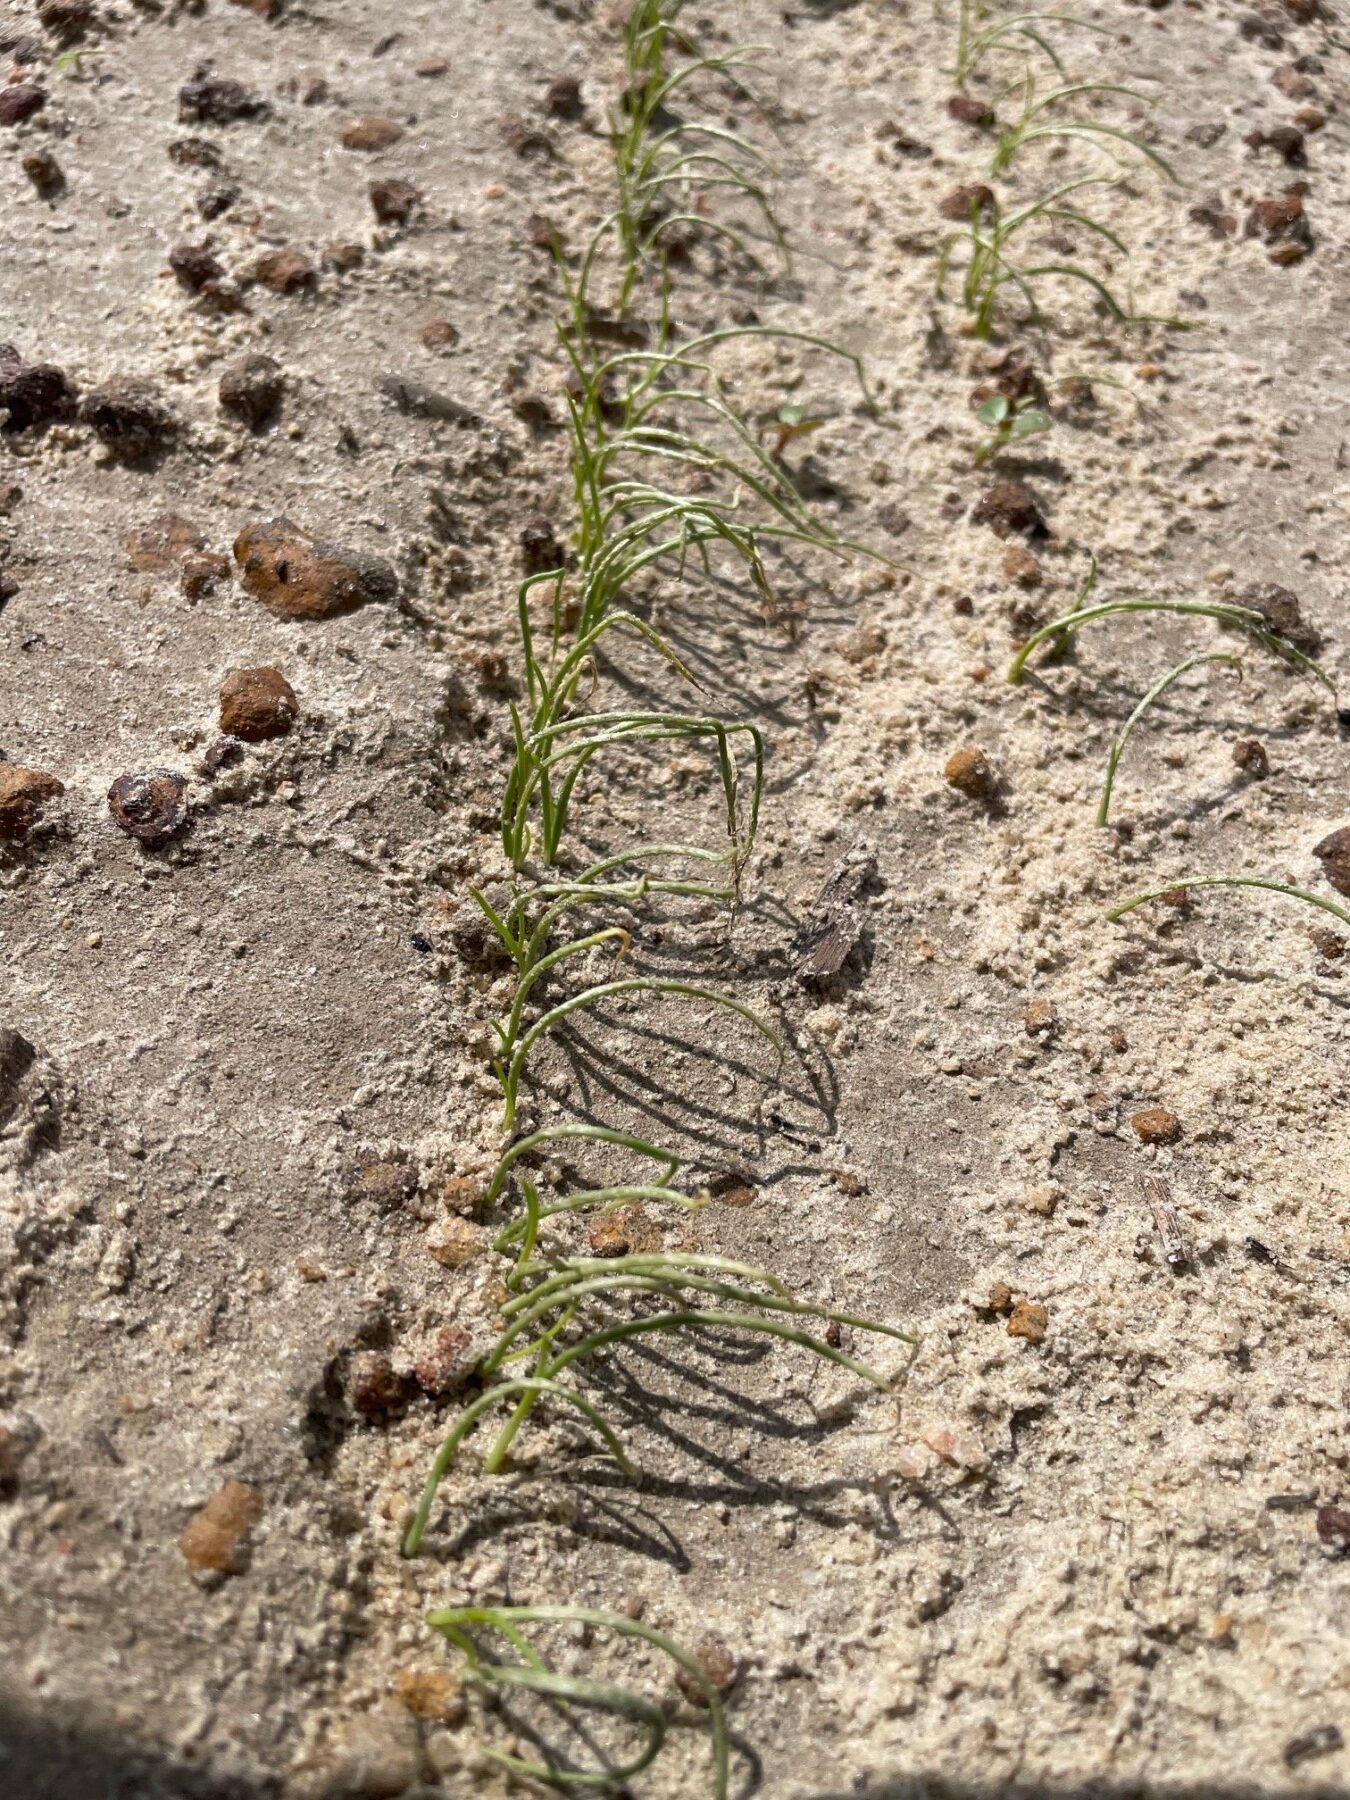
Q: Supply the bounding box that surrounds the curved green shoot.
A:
[1007,598,1335,694]
[1097,652,1241,826]
[1108,877,1350,931]
[424,1604,730,1799]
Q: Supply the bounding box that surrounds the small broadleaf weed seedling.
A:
[407,9,907,1793]
[973,389,1051,464]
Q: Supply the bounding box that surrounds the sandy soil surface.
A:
[2,0,1350,1796]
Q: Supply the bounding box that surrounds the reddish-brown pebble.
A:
[342,115,404,151]
[219,667,298,743]
[370,178,422,224]
[250,247,316,294]
[419,319,459,350]
[1007,1300,1048,1344]
[1131,1106,1181,1145]
[181,552,230,601]
[945,746,997,798]
[0,765,63,840]
[1002,544,1041,587]
[674,1645,738,1706]
[346,1351,405,1417]
[233,518,397,620]
[1023,999,1058,1036]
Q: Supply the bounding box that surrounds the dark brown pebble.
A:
[520,515,564,575]
[1236,580,1319,652]
[178,76,270,125]
[1240,11,1284,46]
[347,1351,406,1417]
[218,352,284,428]
[37,0,95,41]
[180,552,230,600]
[972,480,1046,538]
[510,391,555,431]
[199,736,244,778]
[1316,1503,1350,1551]
[944,747,997,798]
[1130,1106,1181,1145]
[0,344,78,432]
[169,242,227,293]
[233,517,398,620]
[249,247,316,294]
[1245,124,1306,165]
[0,765,63,840]
[544,74,583,119]
[198,178,241,220]
[948,93,994,127]
[1232,738,1269,777]
[370,178,421,225]
[938,182,995,222]
[1309,924,1345,959]
[79,377,178,459]
[1313,826,1350,896]
[107,771,190,847]
[22,147,63,195]
[219,667,298,742]
[0,85,46,127]
[168,137,225,170]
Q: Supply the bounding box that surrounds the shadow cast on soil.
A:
[5,1694,1344,1800]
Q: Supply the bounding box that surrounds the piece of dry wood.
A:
[791,840,877,980]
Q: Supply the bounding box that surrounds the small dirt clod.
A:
[218,352,285,428]
[179,1479,263,1578]
[219,667,299,743]
[370,178,422,225]
[0,344,78,432]
[178,77,270,125]
[944,747,997,799]
[79,377,178,460]
[1007,1300,1048,1344]
[1232,738,1269,777]
[972,481,1047,539]
[0,765,64,840]
[1131,1106,1181,1146]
